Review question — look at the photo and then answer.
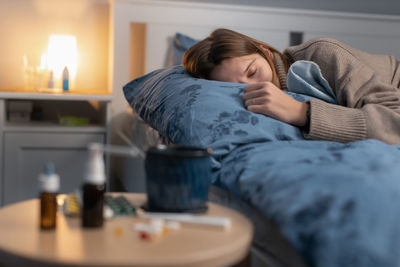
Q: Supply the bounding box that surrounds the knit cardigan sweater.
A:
[275,37,400,145]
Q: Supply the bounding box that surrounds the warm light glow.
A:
[40,54,48,70]
[56,194,66,207]
[47,35,78,86]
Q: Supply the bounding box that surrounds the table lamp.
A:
[47,34,78,90]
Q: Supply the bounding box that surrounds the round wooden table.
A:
[0,193,253,267]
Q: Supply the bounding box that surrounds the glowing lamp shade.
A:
[47,35,78,85]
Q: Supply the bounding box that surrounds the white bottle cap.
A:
[39,162,60,193]
[85,143,105,185]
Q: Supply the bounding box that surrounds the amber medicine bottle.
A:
[82,144,105,228]
[39,162,60,230]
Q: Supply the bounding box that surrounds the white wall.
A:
[160,0,400,16]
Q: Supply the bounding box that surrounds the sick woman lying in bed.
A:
[123,30,400,267]
[183,28,400,144]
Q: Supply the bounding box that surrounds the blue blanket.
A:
[215,140,400,267]
[287,60,337,104]
[123,65,400,267]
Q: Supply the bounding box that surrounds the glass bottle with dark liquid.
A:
[39,162,60,230]
[82,144,106,228]
[82,182,105,227]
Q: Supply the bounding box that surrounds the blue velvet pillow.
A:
[123,65,311,167]
[167,33,199,66]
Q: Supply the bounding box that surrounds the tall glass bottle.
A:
[82,144,105,228]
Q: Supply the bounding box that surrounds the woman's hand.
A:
[243,82,309,127]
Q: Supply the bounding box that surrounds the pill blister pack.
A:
[104,195,136,217]
[63,193,136,219]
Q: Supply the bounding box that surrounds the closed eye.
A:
[244,58,256,76]
[248,68,257,78]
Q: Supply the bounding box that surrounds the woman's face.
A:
[209,53,273,84]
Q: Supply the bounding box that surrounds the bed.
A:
[108,1,400,266]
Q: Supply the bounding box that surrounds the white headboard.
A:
[109,0,400,117]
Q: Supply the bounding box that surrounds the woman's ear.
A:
[259,45,274,59]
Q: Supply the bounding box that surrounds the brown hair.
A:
[182,28,290,88]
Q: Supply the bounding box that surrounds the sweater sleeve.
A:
[286,38,400,144]
[305,99,367,143]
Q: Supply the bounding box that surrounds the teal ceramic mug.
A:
[145,144,212,213]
